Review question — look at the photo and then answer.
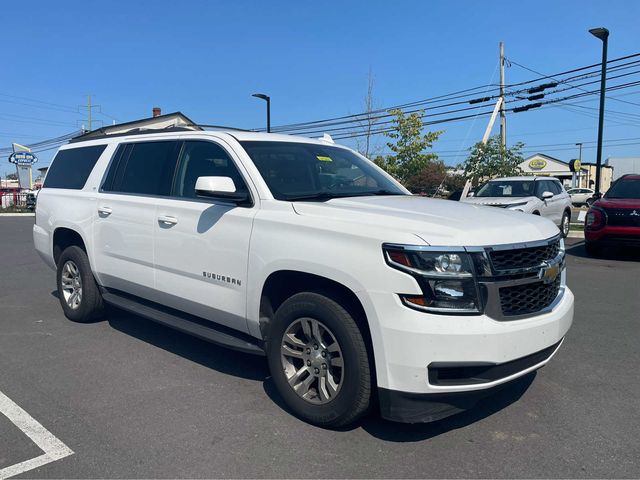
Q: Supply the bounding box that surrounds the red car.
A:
[584,174,640,255]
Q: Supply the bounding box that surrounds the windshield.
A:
[239,141,406,200]
[476,180,535,198]
[605,178,640,199]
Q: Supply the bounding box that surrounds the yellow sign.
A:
[570,159,582,172]
[528,158,547,170]
[316,155,333,162]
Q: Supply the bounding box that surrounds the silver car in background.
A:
[461,176,573,237]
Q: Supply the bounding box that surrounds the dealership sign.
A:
[528,158,547,170]
[8,151,38,166]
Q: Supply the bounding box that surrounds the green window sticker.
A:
[316,155,333,162]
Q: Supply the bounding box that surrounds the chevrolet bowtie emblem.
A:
[539,263,560,284]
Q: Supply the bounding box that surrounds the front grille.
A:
[489,240,560,271]
[499,277,561,316]
[603,208,640,227]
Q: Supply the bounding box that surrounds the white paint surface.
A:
[0,390,73,479]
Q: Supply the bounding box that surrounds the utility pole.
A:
[499,42,506,153]
[87,95,92,132]
[79,95,100,133]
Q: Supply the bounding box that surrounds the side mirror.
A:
[467,191,475,197]
[541,191,554,200]
[195,176,251,205]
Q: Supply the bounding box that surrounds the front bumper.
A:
[379,339,563,423]
[585,226,640,246]
[362,285,573,395]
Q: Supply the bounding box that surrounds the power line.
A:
[508,57,640,108]
[262,52,640,134]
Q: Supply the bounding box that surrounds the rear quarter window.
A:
[44,145,107,189]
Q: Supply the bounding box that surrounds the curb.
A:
[0,213,35,217]
[567,231,585,239]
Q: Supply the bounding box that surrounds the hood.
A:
[461,196,536,207]
[292,195,559,247]
[594,197,640,209]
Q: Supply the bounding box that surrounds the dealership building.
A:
[519,153,613,192]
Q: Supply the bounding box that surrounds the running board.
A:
[101,290,265,356]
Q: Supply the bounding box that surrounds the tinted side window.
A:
[44,145,107,189]
[173,141,248,199]
[111,141,179,196]
[550,181,563,195]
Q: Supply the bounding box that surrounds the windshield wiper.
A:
[285,190,404,202]
[285,192,352,202]
[365,189,405,196]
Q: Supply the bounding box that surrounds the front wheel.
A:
[266,292,372,428]
[560,211,571,238]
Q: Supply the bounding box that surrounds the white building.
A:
[519,153,613,191]
[606,156,640,180]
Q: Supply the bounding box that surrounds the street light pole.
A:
[252,93,271,133]
[589,27,609,197]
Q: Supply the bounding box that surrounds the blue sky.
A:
[1,0,639,178]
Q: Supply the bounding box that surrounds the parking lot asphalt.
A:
[1,216,639,479]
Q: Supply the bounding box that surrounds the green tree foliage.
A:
[460,135,525,185]
[373,109,443,193]
[6,173,18,180]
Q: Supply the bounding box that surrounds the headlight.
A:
[384,246,481,314]
[506,201,529,210]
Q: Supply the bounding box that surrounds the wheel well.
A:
[53,228,86,266]
[259,270,374,371]
[532,211,540,215]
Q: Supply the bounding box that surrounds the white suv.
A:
[461,176,573,237]
[34,128,573,427]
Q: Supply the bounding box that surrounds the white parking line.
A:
[0,390,73,479]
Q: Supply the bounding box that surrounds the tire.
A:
[586,198,594,207]
[266,292,371,428]
[56,245,104,322]
[560,210,571,238]
[585,241,602,257]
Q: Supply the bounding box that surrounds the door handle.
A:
[98,206,112,216]
[158,215,178,226]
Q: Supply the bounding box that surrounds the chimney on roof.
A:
[152,107,161,117]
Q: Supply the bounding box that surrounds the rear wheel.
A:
[56,246,104,322]
[266,292,371,428]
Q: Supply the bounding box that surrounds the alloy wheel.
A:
[280,317,344,404]
[562,214,570,236]
[60,260,83,310]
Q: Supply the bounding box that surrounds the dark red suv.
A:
[585,174,640,255]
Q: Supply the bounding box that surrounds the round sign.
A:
[8,151,38,166]
[528,158,547,170]
[569,159,582,172]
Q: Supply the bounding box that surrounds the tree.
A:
[375,109,443,186]
[354,69,381,159]
[460,135,525,185]
[6,173,18,181]
[403,161,447,195]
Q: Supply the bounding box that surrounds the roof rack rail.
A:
[69,111,252,143]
